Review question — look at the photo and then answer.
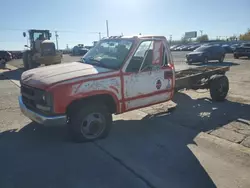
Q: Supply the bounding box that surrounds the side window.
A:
[126,40,153,72]
[206,47,212,52]
[162,46,168,66]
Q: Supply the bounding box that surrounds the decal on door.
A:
[156,79,162,90]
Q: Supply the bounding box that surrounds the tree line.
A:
[170,28,250,45]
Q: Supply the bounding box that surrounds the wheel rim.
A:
[80,113,106,139]
[217,79,228,96]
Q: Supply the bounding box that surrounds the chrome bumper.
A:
[18,96,67,126]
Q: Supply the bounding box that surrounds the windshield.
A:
[194,46,210,52]
[81,39,134,70]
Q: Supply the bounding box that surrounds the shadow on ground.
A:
[0,93,250,188]
[0,68,24,81]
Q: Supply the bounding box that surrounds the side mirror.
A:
[23,32,26,37]
[49,33,52,38]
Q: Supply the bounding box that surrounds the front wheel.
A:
[219,55,225,63]
[68,104,112,142]
[22,51,30,70]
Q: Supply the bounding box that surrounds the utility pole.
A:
[169,35,172,45]
[106,20,109,37]
[199,30,203,36]
[98,32,101,40]
[55,31,59,50]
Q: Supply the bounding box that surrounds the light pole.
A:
[55,31,59,50]
[106,20,109,37]
[199,30,203,36]
[169,35,172,45]
[99,32,101,40]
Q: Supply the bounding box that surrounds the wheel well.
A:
[66,94,117,116]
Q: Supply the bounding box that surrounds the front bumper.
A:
[19,96,67,126]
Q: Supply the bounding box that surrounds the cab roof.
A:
[103,35,167,40]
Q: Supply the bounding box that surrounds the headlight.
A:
[41,92,53,105]
[42,94,46,101]
[36,92,53,112]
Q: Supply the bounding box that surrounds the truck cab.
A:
[19,35,175,142]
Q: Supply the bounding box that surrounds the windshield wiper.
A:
[87,57,116,70]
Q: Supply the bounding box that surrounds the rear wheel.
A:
[210,75,229,101]
[234,54,239,59]
[68,103,112,142]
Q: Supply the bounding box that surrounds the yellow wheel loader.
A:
[22,29,62,70]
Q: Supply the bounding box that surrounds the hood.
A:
[21,62,112,89]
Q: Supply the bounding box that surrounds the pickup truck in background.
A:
[19,35,230,142]
[234,43,250,59]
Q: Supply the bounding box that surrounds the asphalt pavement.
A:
[1,52,250,188]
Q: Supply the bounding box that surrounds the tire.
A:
[234,54,239,59]
[209,75,229,101]
[22,51,30,70]
[28,55,40,69]
[68,103,112,142]
[203,56,208,64]
[219,55,225,63]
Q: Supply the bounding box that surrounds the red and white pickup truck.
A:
[19,35,230,142]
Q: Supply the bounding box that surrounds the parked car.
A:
[222,45,233,53]
[188,44,201,51]
[11,51,23,59]
[180,45,192,51]
[186,45,225,64]
[230,44,240,52]
[0,51,12,61]
[234,43,250,59]
[170,45,179,51]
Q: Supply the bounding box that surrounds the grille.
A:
[21,85,35,96]
[21,84,43,110]
[22,95,36,109]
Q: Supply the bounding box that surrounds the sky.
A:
[0,0,249,50]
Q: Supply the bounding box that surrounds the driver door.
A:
[123,39,174,111]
